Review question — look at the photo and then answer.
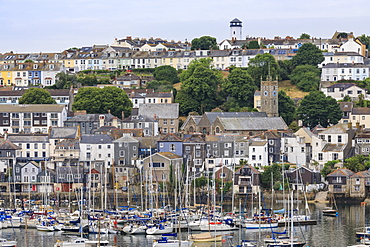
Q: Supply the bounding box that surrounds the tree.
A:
[73,86,133,118]
[221,68,257,109]
[290,43,324,68]
[297,91,342,128]
[153,65,179,84]
[344,155,370,173]
[247,53,279,87]
[278,60,293,81]
[321,160,339,179]
[191,36,218,50]
[242,41,260,49]
[260,163,283,189]
[278,91,296,125]
[146,80,174,92]
[19,88,56,104]
[289,65,321,92]
[299,33,311,39]
[49,72,78,89]
[176,59,223,115]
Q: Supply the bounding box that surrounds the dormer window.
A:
[33,64,38,69]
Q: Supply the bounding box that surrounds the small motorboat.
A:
[153,237,193,247]
[0,238,17,247]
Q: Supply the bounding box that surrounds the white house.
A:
[321,63,369,82]
[321,83,368,101]
[79,134,114,169]
[248,141,268,168]
[0,104,67,135]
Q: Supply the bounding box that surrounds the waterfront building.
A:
[0,104,67,135]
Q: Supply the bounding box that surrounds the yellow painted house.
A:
[0,64,14,86]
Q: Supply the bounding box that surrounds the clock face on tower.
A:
[264,91,268,96]
[272,91,277,96]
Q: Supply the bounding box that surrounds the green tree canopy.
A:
[289,65,321,92]
[153,65,179,84]
[18,88,56,104]
[290,43,324,68]
[221,68,257,108]
[278,91,296,125]
[146,80,174,92]
[299,33,311,39]
[191,36,218,50]
[344,155,370,173]
[321,160,339,179]
[49,72,78,89]
[176,59,223,115]
[278,60,293,81]
[247,53,279,87]
[260,163,284,189]
[297,91,342,128]
[73,86,133,118]
[242,40,260,49]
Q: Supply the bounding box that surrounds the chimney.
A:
[3,131,7,140]
[99,115,105,127]
[356,122,360,128]
[112,117,118,127]
[121,111,125,119]
[154,114,157,120]
[348,121,352,129]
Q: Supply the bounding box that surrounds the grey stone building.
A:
[113,134,139,166]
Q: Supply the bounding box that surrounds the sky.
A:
[1,0,369,53]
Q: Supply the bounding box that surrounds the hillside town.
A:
[1,17,370,208]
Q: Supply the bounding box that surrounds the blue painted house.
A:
[157,133,183,157]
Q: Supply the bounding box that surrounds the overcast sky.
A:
[1,0,369,53]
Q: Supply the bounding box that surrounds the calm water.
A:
[1,202,368,247]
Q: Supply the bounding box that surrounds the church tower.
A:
[260,79,279,117]
[230,18,242,41]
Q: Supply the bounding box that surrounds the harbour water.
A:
[1,202,369,247]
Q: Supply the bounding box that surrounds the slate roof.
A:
[327,83,356,89]
[65,113,117,122]
[205,112,268,125]
[0,104,65,113]
[230,18,242,23]
[218,117,288,131]
[159,133,182,142]
[49,127,79,139]
[351,170,370,178]
[80,134,113,144]
[135,136,159,148]
[235,164,260,175]
[249,141,268,146]
[157,152,182,159]
[339,102,353,112]
[116,73,141,81]
[7,134,49,143]
[114,134,139,143]
[322,143,346,152]
[56,139,80,149]
[352,107,370,115]
[0,140,21,150]
[327,168,354,177]
[319,123,349,134]
[323,63,369,68]
[138,103,179,119]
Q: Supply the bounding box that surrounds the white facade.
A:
[0,105,67,135]
[248,141,268,168]
[321,63,369,82]
[281,135,307,166]
[321,84,368,101]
